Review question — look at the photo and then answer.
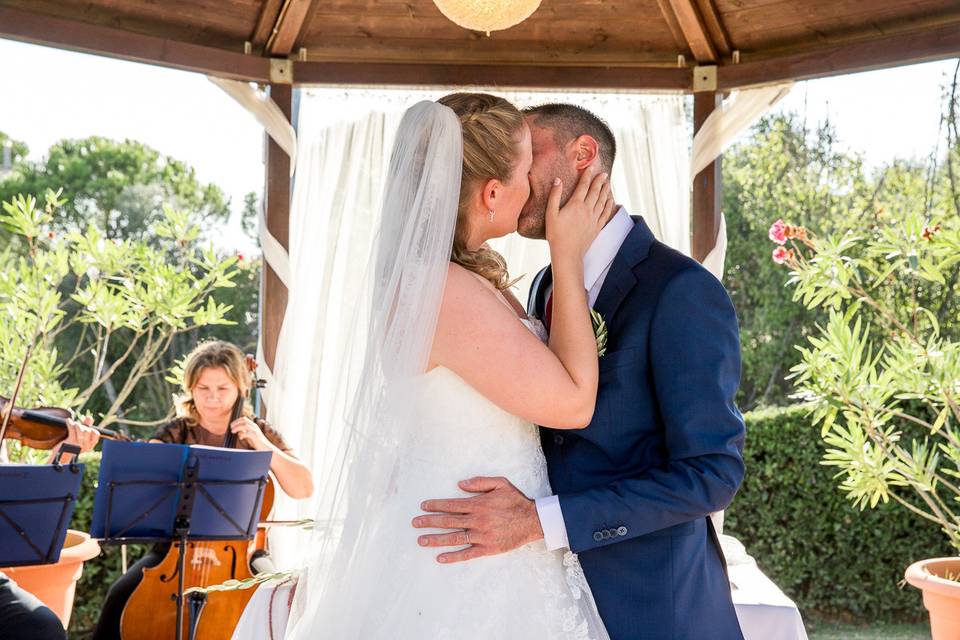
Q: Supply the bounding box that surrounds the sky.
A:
[0,37,957,252]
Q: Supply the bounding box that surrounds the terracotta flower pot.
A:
[1,530,101,628]
[905,557,960,639]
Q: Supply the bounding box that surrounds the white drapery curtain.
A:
[265,88,689,567]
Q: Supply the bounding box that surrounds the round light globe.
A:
[433,0,542,34]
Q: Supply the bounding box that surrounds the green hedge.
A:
[68,453,147,638]
[726,406,953,624]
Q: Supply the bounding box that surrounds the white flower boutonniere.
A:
[590,309,608,357]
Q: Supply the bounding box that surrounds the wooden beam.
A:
[694,0,732,57]
[719,21,960,90]
[294,61,692,91]
[691,91,722,263]
[267,0,316,56]
[251,0,286,49]
[0,6,270,82]
[665,0,717,62]
[260,84,292,373]
[655,0,693,58]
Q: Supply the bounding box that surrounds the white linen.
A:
[724,535,808,640]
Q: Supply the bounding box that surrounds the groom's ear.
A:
[569,135,600,172]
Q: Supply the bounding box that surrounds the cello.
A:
[119,355,274,640]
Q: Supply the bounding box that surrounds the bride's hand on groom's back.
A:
[545,163,615,262]
[412,476,544,564]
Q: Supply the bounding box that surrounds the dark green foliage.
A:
[726,407,954,623]
[68,453,147,638]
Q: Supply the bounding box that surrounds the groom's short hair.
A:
[523,103,616,173]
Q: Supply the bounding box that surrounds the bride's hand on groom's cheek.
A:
[412,476,544,564]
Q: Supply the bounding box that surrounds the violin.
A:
[0,395,130,449]
[120,353,274,640]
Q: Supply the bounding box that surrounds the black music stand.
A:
[91,440,271,640]
[0,445,83,567]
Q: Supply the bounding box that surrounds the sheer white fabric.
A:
[690,83,792,181]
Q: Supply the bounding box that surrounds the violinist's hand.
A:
[230,417,272,451]
[64,416,100,454]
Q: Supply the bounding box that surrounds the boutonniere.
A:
[590,309,608,357]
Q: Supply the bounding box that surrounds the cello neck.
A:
[221,396,245,449]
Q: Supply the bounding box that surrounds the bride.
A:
[285,93,614,639]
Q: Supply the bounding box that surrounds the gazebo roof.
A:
[1,0,958,91]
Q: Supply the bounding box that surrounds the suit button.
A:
[554,434,564,445]
[617,526,628,536]
[602,529,612,539]
[593,531,603,542]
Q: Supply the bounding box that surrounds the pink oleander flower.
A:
[772,246,793,265]
[768,219,787,245]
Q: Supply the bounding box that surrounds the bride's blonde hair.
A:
[438,92,524,291]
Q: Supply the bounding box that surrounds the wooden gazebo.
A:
[2,0,959,367]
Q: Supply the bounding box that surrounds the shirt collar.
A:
[583,206,634,291]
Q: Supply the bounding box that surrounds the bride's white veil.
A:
[285,100,462,637]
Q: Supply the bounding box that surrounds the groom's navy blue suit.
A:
[528,216,745,640]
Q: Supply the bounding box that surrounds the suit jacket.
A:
[528,217,745,640]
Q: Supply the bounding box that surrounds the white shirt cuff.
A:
[535,495,570,551]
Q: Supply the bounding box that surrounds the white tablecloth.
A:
[724,535,809,640]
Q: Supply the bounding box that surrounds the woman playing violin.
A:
[92,340,313,640]
[0,418,101,640]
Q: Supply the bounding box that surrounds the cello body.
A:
[119,479,274,640]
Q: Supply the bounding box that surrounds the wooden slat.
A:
[691,91,722,263]
[0,5,271,81]
[719,21,960,90]
[655,0,693,57]
[294,61,692,91]
[717,0,959,52]
[267,0,315,55]
[300,37,679,67]
[1,0,261,47]
[251,0,285,47]
[665,0,717,62]
[261,83,292,372]
[695,0,732,56]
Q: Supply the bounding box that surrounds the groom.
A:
[414,103,745,640]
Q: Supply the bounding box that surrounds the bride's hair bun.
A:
[438,92,524,291]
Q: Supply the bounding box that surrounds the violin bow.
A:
[0,332,38,443]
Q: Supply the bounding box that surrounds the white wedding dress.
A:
[236,323,608,640]
[339,317,607,639]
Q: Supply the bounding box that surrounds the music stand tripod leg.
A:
[173,460,199,640]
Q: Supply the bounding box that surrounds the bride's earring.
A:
[488,209,495,222]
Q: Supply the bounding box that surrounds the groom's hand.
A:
[412,476,544,564]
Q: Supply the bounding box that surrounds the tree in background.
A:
[723,114,872,409]
[0,136,261,430]
[0,136,229,242]
[724,65,960,410]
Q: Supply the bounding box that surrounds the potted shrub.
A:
[770,212,960,637]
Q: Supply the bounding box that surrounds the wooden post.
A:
[260,83,292,373]
[691,91,722,262]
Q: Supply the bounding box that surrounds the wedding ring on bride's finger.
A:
[463,531,471,545]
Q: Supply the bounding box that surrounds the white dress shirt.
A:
[534,206,635,551]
